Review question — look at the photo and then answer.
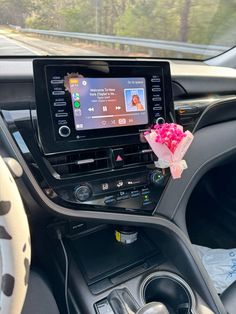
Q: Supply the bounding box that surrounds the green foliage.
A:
[59,1,96,33]
[115,0,182,41]
[0,0,235,47]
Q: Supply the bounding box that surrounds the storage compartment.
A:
[67,226,163,293]
[141,272,195,314]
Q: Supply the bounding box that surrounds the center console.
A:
[47,222,216,314]
[0,58,224,314]
[3,59,175,214]
[29,59,174,214]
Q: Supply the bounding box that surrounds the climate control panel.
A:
[53,169,167,213]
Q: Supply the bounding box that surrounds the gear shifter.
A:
[107,289,169,314]
[136,302,169,314]
[107,288,139,314]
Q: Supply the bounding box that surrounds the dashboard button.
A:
[101,182,109,191]
[153,106,163,110]
[151,78,160,83]
[141,188,150,195]
[58,125,71,137]
[142,194,152,206]
[52,90,65,95]
[93,181,113,194]
[110,148,124,168]
[152,97,162,101]
[117,192,129,201]
[55,112,68,118]
[126,178,142,186]
[117,195,129,201]
[130,190,140,198]
[74,185,92,202]
[152,87,161,92]
[116,179,125,189]
[54,102,67,107]
[126,174,147,187]
[51,79,64,84]
[104,196,116,205]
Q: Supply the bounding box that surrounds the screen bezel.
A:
[33,59,174,154]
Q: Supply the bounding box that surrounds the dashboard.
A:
[5,59,175,214]
[0,58,236,218]
[1,58,236,314]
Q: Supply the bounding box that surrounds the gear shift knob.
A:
[136,302,169,314]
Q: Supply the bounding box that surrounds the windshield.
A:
[0,0,235,59]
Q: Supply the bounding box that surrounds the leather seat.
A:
[221,281,236,314]
[21,271,59,314]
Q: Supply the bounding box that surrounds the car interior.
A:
[1,2,236,314]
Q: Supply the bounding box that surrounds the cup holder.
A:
[141,272,195,314]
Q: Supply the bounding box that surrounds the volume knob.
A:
[58,125,71,137]
[74,185,92,202]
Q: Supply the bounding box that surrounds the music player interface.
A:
[66,76,148,131]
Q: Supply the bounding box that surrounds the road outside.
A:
[0,27,124,56]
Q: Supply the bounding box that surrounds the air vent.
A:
[46,143,154,178]
[46,148,110,177]
[123,144,154,167]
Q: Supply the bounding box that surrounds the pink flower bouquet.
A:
[144,123,194,179]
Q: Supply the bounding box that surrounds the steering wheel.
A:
[0,155,31,314]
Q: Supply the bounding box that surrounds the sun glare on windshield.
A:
[0,0,235,59]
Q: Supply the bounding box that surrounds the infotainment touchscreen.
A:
[65,75,148,131]
[33,59,174,154]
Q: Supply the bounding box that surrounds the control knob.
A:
[150,170,165,186]
[58,125,71,137]
[155,117,165,125]
[74,185,92,202]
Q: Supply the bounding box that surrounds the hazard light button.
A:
[110,148,124,168]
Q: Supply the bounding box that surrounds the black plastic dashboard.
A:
[1,57,236,314]
[1,59,177,215]
[1,58,236,219]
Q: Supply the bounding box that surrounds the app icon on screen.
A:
[74,109,82,116]
[74,101,81,108]
[72,92,80,100]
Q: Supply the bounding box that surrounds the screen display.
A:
[65,76,148,131]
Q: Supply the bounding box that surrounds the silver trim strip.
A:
[75,158,95,165]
